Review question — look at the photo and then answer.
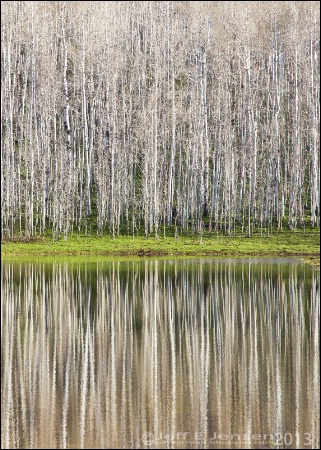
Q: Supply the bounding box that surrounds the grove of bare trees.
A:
[1,1,320,239]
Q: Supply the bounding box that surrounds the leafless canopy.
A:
[1,1,320,239]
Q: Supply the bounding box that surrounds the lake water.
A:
[1,258,320,449]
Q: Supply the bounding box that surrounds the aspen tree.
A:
[1,1,319,239]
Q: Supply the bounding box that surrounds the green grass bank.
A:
[1,229,319,262]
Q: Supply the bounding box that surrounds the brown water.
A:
[1,258,320,449]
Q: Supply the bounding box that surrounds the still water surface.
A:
[1,258,320,449]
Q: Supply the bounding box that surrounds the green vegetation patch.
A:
[303,256,320,268]
[1,229,319,258]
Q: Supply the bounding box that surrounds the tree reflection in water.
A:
[1,259,320,449]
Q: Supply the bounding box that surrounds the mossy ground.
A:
[1,229,319,261]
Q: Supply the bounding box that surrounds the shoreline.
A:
[1,231,319,264]
[1,249,320,258]
[1,253,320,266]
